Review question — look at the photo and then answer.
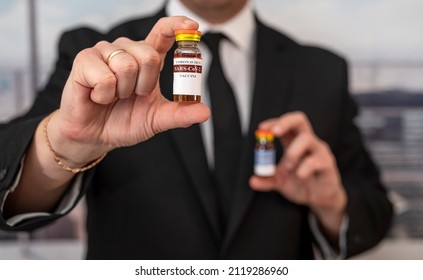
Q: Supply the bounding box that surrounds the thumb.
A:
[153,100,210,133]
[249,175,278,192]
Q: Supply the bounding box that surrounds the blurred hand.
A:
[250,112,347,239]
[47,17,210,166]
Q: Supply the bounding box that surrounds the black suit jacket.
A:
[0,9,392,259]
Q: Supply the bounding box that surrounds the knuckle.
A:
[75,48,97,62]
[291,111,307,122]
[297,111,312,127]
[100,73,118,90]
[297,111,307,119]
[319,140,330,150]
[91,74,117,104]
[116,58,139,77]
[113,37,131,45]
[297,166,311,180]
[156,17,167,26]
[297,171,308,181]
[140,50,161,70]
[94,40,110,49]
[319,141,336,165]
[297,133,314,149]
[319,140,332,155]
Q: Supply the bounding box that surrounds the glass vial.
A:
[173,29,202,103]
[254,129,276,177]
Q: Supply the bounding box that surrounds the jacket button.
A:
[0,168,7,182]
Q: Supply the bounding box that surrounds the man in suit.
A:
[0,0,392,259]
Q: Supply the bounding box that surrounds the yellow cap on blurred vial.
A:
[255,129,275,142]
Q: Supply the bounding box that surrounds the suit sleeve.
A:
[334,59,393,258]
[0,27,104,232]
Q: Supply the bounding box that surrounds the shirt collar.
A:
[166,0,255,53]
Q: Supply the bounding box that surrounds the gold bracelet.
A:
[43,110,107,174]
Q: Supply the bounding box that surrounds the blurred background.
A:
[1,0,423,259]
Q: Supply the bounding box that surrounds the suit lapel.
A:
[221,19,296,254]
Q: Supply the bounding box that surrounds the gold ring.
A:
[105,49,126,65]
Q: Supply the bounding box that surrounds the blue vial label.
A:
[254,149,276,165]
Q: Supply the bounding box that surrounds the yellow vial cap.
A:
[255,129,274,141]
[175,29,202,42]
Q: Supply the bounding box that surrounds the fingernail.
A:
[184,19,195,25]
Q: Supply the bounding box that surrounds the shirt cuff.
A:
[309,212,349,260]
[1,156,83,227]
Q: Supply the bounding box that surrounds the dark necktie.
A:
[202,33,243,222]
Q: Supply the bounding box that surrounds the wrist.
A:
[311,188,347,240]
[44,110,108,172]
